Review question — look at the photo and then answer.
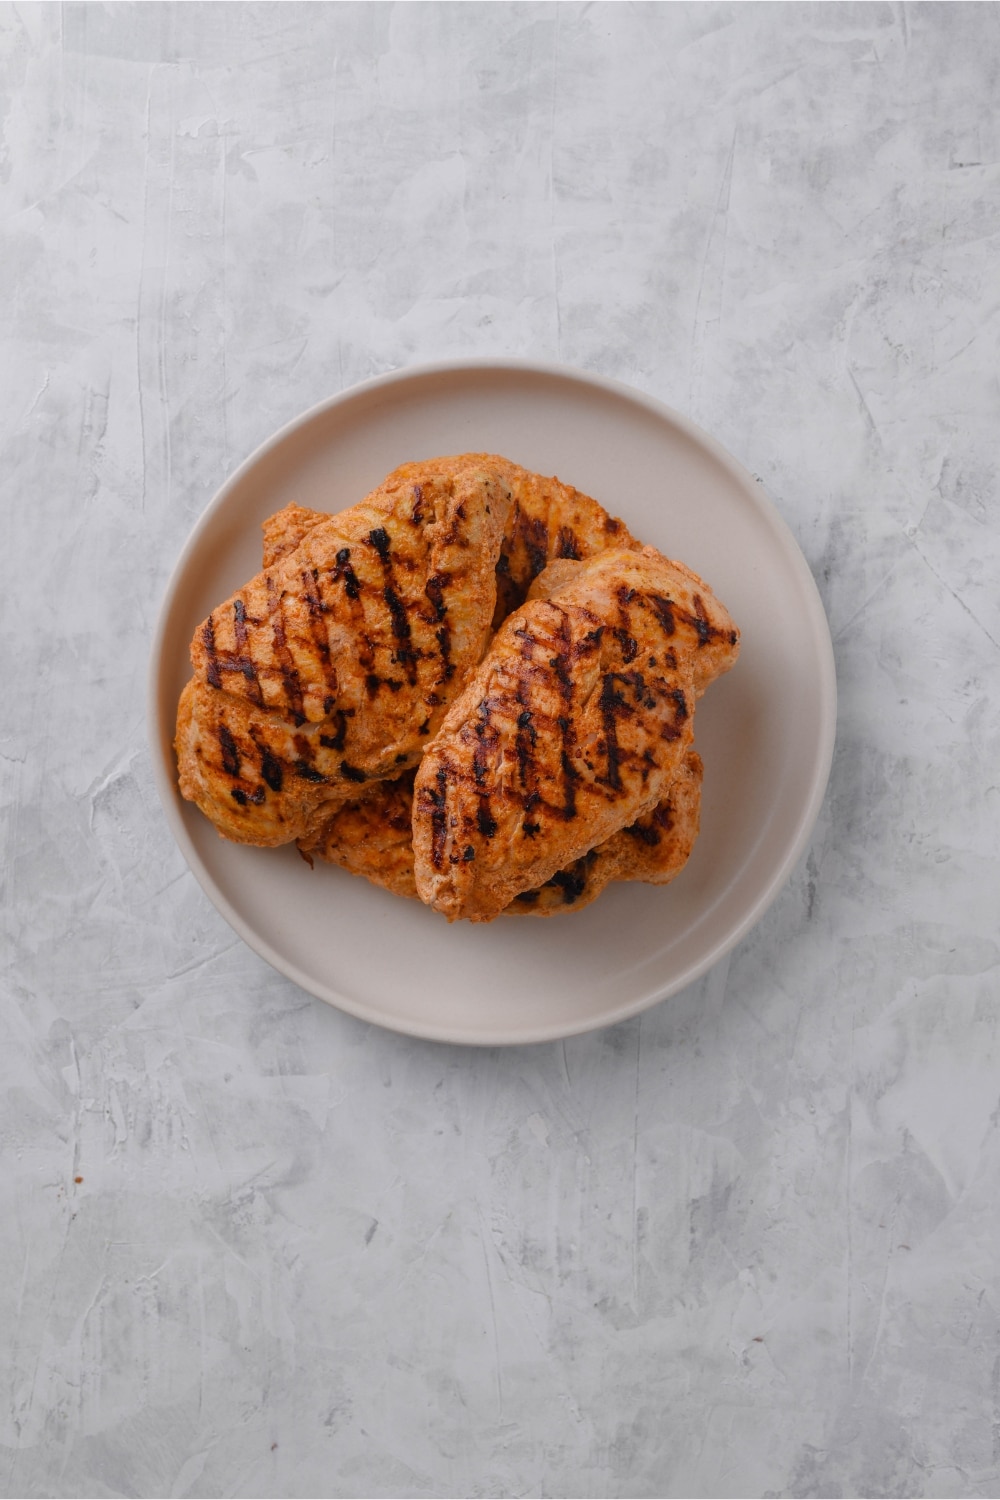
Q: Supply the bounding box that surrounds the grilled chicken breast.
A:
[256,455,641,628]
[411,546,739,922]
[176,458,514,845]
[299,751,702,916]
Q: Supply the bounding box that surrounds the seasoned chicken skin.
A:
[176,459,514,845]
[411,547,739,922]
[261,503,332,570]
[301,751,703,915]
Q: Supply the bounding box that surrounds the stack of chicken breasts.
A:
[175,455,739,922]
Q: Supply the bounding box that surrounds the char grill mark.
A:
[598,673,631,792]
[383,584,417,681]
[514,703,537,790]
[300,568,340,703]
[260,745,284,792]
[648,593,676,638]
[332,547,361,601]
[218,723,240,778]
[649,589,731,650]
[472,706,499,839]
[424,574,454,684]
[232,600,265,704]
[265,575,306,725]
[624,819,661,847]
[230,786,264,807]
[421,765,450,871]
[330,547,375,679]
[319,709,350,753]
[598,667,662,791]
[556,526,581,560]
[410,484,424,526]
[660,687,688,742]
[366,526,419,685]
[551,609,579,820]
[201,610,265,705]
[201,618,221,687]
[691,594,712,646]
[295,762,326,782]
[545,865,590,904]
[615,583,639,663]
[521,513,550,580]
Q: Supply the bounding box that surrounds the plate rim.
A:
[147,356,838,1046]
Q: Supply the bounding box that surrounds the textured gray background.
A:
[3,3,1000,1497]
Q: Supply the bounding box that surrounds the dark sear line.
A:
[265,575,306,724]
[550,609,579,820]
[217,723,240,778]
[660,687,688,742]
[201,617,222,688]
[246,727,284,795]
[648,592,676,638]
[421,764,450,871]
[515,848,599,907]
[625,819,661,846]
[331,547,361,601]
[202,612,265,705]
[520,513,550,581]
[367,526,419,685]
[383,584,417,682]
[295,762,326,782]
[598,672,631,792]
[690,594,713,645]
[648,589,735,650]
[472,706,499,839]
[597,668,659,791]
[330,546,375,680]
[232,600,265,705]
[424,573,454,684]
[410,484,425,526]
[514,698,537,790]
[615,583,639,663]
[259,745,284,792]
[545,864,591,904]
[556,525,581,559]
[230,785,264,807]
[319,708,350,753]
[300,568,340,702]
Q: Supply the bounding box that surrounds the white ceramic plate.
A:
[149,360,836,1045]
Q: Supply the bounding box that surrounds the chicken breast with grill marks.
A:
[175,458,514,845]
[412,547,739,922]
[299,751,702,916]
[256,455,642,630]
